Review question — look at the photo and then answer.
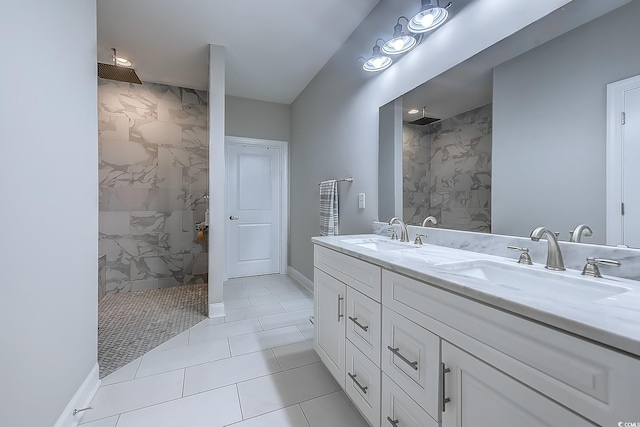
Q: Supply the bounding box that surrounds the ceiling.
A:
[97,0,381,104]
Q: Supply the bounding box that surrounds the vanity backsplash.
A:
[373,221,640,281]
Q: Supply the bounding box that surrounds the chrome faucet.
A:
[530,227,565,271]
[569,224,593,243]
[421,216,437,227]
[388,217,409,242]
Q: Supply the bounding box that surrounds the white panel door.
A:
[227,142,281,277]
[623,87,640,247]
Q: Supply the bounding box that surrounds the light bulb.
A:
[420,12,435,27]
[116,57,131,66]
[392,38,405,51]
[372,57,384,68]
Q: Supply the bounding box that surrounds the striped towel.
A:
[319,180,339,236]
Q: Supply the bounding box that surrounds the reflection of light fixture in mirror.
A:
[409,0,452,33]
[363,39,393,72]
[383,16,419,55]
[408,109,420,114]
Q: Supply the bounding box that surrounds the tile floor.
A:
[81,274,369,427]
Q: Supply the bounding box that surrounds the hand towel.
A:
[320,180,339,236]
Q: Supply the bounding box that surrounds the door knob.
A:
[229,216,239,220]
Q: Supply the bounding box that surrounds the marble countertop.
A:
[312,234,640,358]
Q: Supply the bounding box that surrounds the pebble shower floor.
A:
[98,283,208,378]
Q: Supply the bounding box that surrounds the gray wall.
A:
[226,95,291,142]
[0,0,98,425]
[98,79,209,292]
[289,0,573,280]
[492,0,640,243]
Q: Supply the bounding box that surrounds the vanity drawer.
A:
[315,245,382,301]
[382,307,440,420]
[346,340,381,427]
[347,287,382,367]
[382,373,437,427]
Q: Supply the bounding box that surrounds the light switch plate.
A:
[358,193,365,209]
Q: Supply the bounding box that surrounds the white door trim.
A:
[606,74,640,246]
[225,136,289,275]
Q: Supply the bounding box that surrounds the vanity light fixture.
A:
[362,39,393,72]
[408,109,420,114]
[408,0,452,33]
[382,16,420,55]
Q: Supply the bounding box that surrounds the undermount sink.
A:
[436,260,631,302]
[342,237,418,251]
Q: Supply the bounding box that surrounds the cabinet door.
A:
[314,268,346,387]
[441,342,595,427]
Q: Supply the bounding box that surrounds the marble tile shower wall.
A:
[98,78,208,293]
[402,124,431,224]
[403,103,492,232]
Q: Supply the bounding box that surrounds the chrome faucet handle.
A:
[581,257,621,278]
[414,234,426,245]
[507,246,533,265]
[390,230,398,240]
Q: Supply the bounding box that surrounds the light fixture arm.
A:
[112,48,117,66]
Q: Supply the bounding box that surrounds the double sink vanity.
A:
[312,227,640,427]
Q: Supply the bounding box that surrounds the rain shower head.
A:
[408,106,440,126]
[98,48,142,84]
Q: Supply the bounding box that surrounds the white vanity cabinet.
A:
[313,243,640,427]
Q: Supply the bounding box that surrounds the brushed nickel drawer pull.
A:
[387,346,418,370]
[337,295,344,321]
[387,416,399,426]
[441,362,451,412]
[348,316,369,331]
[348,372,368,394]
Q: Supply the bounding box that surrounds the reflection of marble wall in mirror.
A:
[403,104,492,232]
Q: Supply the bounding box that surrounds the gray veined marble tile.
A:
[130,211,182,235]
[101,140,157,167]
[100,187,158,211]
[158,231,202,256]
[157,166,184,189]
[157,189,187,212]
[130,255,184,280]
[99,211,131,235]
[184,189,208,211]
[130,119,182,145]
[106,280,133,293]
[106,259,131,282]
[99,115,130,141]
[182,166,208,190]
[158,99,183,122]
[158,146,207,168]
[128,166,157,188]
[98,78,132,95]
[99,165,130,188]
[101,234,159,261]
[99,91,156,121]
[135,82,181,103]
[181,125,208,148]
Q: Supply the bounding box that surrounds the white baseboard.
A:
[209,302,226,319]
[288,266,313,294]
[54,363,100,427]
